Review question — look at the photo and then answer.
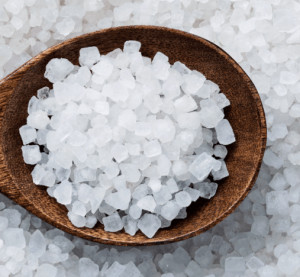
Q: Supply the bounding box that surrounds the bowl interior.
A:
[1,26,266,246]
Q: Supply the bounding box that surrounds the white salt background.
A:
[0,0,300,276]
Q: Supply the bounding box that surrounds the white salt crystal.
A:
[79,258,99,277]
[177,112,201,130]
[35,264,57,277]
[148,179,162,193]
[129,204,142,220]
[289,104,300,118]
[225,257,246,273]
[4,0,24,15]
[251,216,269,236]
[189,153,221,182]
[279,71,299,85]
[19,125,37,145]
[137,214,161,238]
[152,118,176,143]
[174,95,197,113]
[94,101,110,115]
[3,228,26,248]
[67,212,86,228]
[55,17,75,36]
[143,140,162,158]
[21,145,41,165]
[153,186,172,205]
[195,182,218,199]
[166,178,179,194]
[105,188,131,210]
[172,160,188,176]
[53,181,73,205]
[160,201,180,221]
[79,47,101,68]
[27,110,50,129]
[123,40,141,54]
[111,143,129,163]
[118,109,136,131]
[199,101,224,128]
[44,58,74,83]
[91,58,113,79]
[132,184,149,200]
[28,230,46,258]
[122,216,138,236]
[266,191,289,216]
[119,163,140,183]
[215,119,235,145]
[246,256,264,272]
[103,213,123,232]
[212,160,229,180]
[72,201,87,217]
[182,71,205,95]
[175,191,192,207]
[137,195,156,212]
[277,250,300,275]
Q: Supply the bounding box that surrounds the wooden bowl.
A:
[0,26,266,246]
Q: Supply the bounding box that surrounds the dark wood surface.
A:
[0,26,267,246]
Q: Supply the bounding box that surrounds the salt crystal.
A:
[124,41,141,53]
[105,188,131,210]
[72,201,87,217]
[21,145,41,165]
[195,182,218,199]
[266,191,289,216]
[28,230,46,258]
[251,216,269,236]
[27,110,50,129]
[35,264,57,277]
[215,119,235,145]
[111,143,129,163]
[137,195,156,212]
[103,213,123,232]
[91,58,113,79]
[79,47,101,68]
[118,109,136,131]
[44,58,74,83]
[55,17,75,36]
[19,125,37,145]
[224,257,246,273]
[277,250,300,275]
[143,140,162,158]
[175,191,192,207]
[152,118,176,143]
[148,179,162,193]
[189,153,221,182]
[174,95,198,113]
[246,256,264,272]
[137,214,161,238]
[122,216,138,236]
[119,163,141,183]
[3,228,26,248]
[160,201,180,221]
[279,71,299,85]
[129,204,142,220]
[53,181,73,205]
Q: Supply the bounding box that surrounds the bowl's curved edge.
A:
[0,26,267,246]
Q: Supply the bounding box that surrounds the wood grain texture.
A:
[0,26,267,246]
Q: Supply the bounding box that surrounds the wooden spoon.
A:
[0,26,266,246]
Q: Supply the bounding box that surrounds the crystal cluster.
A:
[20,41,235,238]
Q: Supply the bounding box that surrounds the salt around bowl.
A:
[0,26,266,246]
